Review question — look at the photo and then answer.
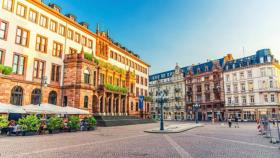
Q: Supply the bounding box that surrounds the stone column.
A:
[117,95,121,115]
[101,93,106,114]
[110,94,114,115]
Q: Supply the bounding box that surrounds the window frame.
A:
[39,14,48,28]
[16,2,27,18]
[15,26,30,47]
[2,0,14,12]
[35,34,48,53]
[52,41,63,57]
[12,53,26,76]
[58,24,66,36]
[0,19,9,40]
[0,49,5,64]
[51,64,61,83]
[33,59,45,79]
[28,8,38,23]
[67,28,73,40]
[49,19,58,33]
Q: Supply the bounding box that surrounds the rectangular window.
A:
[271,94,275,102]
[2,0,13,11]
[67,29,73,40]
[69,47,77,54]
[51,64,61,82]
[15,27,29,47]
[264,95,268,102]
[88,39,93,48]
[52,41,63,57]
[39,15,48,28]
[33,59,45,79]
[250,96,254,103]
[0,49,5,64]
[241,83,246,92]
[50,20,57,32]
[242,96,246,104]
[28,9,38,23]
[234,96,239,104]
[16,3,26,18]
[248,81,253,91]
[0,20,8,40]
[59,24,65,36]
[75,32,80,43]
[36,35,48,53]
[81,35,87,46]
[227,97,231,104]
[12,54,25,75]
[247,70,252,78]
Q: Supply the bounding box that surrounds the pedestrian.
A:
[228,117,232,128]
[234,117,239,128]
[272,119,276,127]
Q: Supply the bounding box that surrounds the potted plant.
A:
[85,117,97,131]
[18,115,40,136]
[0,116,8,134]
[47,116,63,134]
[67,116,80,132]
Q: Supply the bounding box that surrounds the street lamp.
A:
[155,88,168,131]
[38,76,48,106]
[193,103,200,124]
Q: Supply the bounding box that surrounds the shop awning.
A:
[0,103,26,114]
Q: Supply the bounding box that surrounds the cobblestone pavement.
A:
[0,122,279,158]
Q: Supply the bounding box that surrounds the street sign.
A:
[138,96,144,110]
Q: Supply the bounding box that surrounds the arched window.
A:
[84,96,88,108]
[10,86,23,106]
[48,91,57,105]
[31,88,41,105]
[84,69,90,84]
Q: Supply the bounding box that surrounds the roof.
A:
[223,49,278,71]
[149,57,225,81]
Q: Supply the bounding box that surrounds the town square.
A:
[0,0,280,157]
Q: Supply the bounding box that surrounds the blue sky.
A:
[45,0,280,74]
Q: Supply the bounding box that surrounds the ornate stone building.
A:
[185,54,233,121]
[149,64,186,120]
[223,49,280,121]
[0,0,150,117]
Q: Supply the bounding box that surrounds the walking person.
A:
[234,117,239,128]
[228,117,232,128]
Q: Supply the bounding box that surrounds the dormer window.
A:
[260,57,264,63]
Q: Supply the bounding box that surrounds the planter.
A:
[68,128,78,132]
[22,131,37,136]
[87,125,97,131]
[48,129,60,134]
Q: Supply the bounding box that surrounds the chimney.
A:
[49,3,61,13]
[65,13,76,21]
[79,22,89,29]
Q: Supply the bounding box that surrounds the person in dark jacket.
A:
[228,117,232,128]
[234,117,239,128]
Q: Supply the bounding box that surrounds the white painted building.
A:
[223,49,280,121]
[149,64,186,120]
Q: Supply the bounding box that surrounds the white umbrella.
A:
[63,106,90,115]
[0,102,26,114]
[23,103,66,114]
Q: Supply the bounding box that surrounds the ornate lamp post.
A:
[155,88,168,131]
[39,76,48,106]
[193,103,200,124]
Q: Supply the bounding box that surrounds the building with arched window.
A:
[0,0,150,119]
